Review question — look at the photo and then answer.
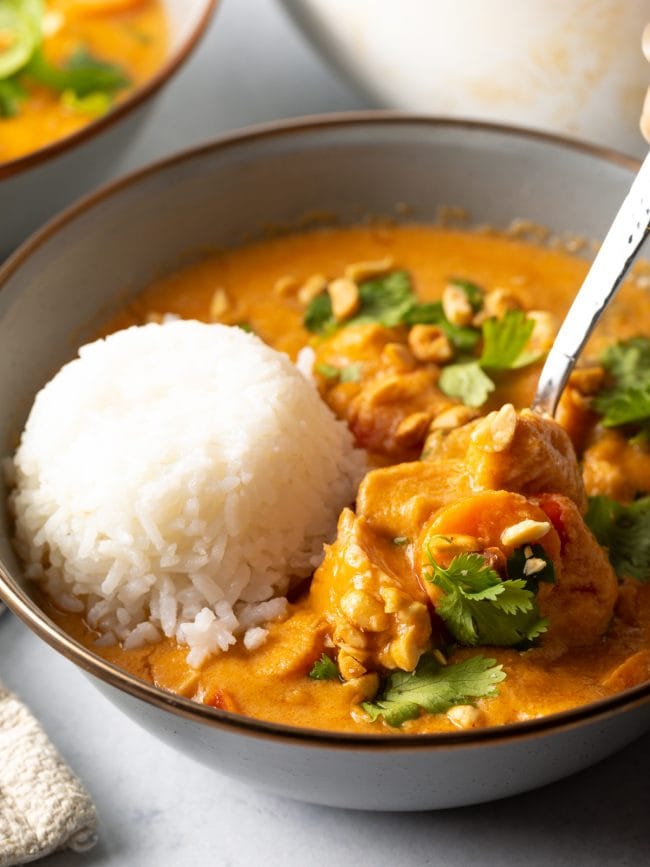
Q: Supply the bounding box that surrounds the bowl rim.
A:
[0,0,218,182]
[0,112,648,750]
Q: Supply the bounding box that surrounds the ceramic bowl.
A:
[0,0,217,258]
[0,115,649,811]
[279,0,650,157]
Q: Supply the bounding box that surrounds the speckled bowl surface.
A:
[0,115,648,810]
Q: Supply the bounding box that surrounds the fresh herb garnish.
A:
[506,544,556,593]
[438,361,495,408]
[235,321,254,333]
[593,338,650,428]
[438,310,541,407]
[303,270,481,351]
[362,652,505,727]
[0,75,25,116]
[425,551,548,646]
[315,362,362,383]
[309,653,339,680]
[480,309,537,369]
[26,47,130,98]
[585,495,650,582]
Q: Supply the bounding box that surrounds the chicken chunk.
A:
[582,429,650,502]
[310,509,432,679]
[463,405,587,512]
[313,323,459,461]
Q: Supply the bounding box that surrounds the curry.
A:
[0,0,168,164]
[49,224,650,733]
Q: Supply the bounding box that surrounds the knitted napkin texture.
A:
[0,682,97,866]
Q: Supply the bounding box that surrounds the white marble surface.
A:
[1,0,649,864]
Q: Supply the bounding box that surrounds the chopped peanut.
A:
[471,403,517,452]
[340,590,389,633]
[342,672,380,702]
[338,650,367,680]
[523,557,547,576]
[501,519,551,548]
[482,287,521,319]
[526,310,557,355]
[328,277,361,322]
[344,256,395,284]
[209,288,230,321]
[408,324,453,363]
[381,342,417,371]
[297,273,328,306]
[395,412,432,447]
[447,704,482,729]
[442,283,474,326]
[273,275,299,297]
[431,404,479,431]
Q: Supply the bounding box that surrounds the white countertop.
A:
[1,0,649,864]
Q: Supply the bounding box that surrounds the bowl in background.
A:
[0,0,217,259]
[0,115,648,811]
[280,0,649,157]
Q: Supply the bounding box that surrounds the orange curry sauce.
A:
[50,225,650,733]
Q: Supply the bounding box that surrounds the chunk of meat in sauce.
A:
[313,409,614,671]
[582,429,650,501]
[419,489,617,650]
[310,509,432,680]
[313,323,459,461]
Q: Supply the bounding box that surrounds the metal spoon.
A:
[532,151,650,416]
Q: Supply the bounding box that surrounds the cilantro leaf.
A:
[592,338,650,428]
[352,270,415,327]
[480,310,537,369]
[303,270,482,352]
[448,278,484,312]
[403,301,480,351]
[426,552,548,646]
[314,362,362,383]
[585,495,650,582]
[303,292,334,334]
[362,653,505,727]
[309,653,339,680]
[438,361,495,408]
[506,544,556,594]
[0,76,25,117]
[26,47,130,97]
[593,385,650,427]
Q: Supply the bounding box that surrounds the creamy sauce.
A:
[50,224,650,733]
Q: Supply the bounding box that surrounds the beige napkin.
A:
[0,680,98,866]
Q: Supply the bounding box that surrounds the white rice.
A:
[10,321,364,666]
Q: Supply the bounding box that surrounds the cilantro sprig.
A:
[438,310,541,408]
[425,551,549,647]
[593,337,650,428]
[585,494,650,582]
[362,652,505,727]
[309,653,339,680]
[314,362,362,384]
[303,271,481,351]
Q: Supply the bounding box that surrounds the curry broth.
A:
[1,0,168,163]
[51,224,650,733]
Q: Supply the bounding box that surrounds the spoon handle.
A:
[532,151,650,417]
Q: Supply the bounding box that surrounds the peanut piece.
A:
[408,324,454,363]
[344,256,395,284]
[297,273,328,306]
[442,283,474,326]
[328,277,361,322]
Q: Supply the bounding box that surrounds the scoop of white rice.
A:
[10,321,364,666]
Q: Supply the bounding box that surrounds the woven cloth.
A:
[0,681,98,865]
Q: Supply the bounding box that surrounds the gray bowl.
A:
[0,0,217,259]
[0,115,648,811]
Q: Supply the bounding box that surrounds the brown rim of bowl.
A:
[0,0,218,182]
[0,113,648,750]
